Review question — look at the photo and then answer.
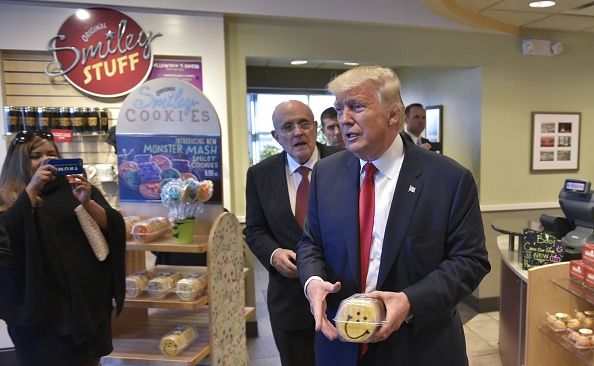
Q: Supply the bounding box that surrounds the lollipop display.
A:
[161,178,214,223]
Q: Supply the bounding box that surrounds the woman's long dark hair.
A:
[0,136,61,212]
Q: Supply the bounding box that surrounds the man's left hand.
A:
[420,142,432,150]
[365,291,411,342]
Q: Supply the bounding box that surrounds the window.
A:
[247,93,335,165]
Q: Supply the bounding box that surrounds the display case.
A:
[103,211,252,365]
[525,262,594,365]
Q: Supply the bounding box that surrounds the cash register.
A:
[548,179,594,256]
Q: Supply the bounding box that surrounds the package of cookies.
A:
[545,311,572,332]
[159,324,199,356]
[148,272,183,299]
[334,294,386,343]
[124,216,144,240]
[564,328,594,349]
[131,216,171,242]
[175,274,208,301]
[125,270,156,298]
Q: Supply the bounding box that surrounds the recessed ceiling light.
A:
[290,60,308,65]
[344,62,359,66]
[529,1,556,8]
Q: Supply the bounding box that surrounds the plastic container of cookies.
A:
[124,216,145,240]
[564,328,594,349]
[131,216,171,242]
[159,324,199,356]
[545,311,572,332]
[175,274,208,301]
[125,269,156,298]
[148,272,183,299]
[334,294,386,343]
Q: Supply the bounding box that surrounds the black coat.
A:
[0,178,126,344]
[244,143,342,329]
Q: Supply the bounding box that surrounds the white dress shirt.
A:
[304,134,405,294]
[270,147,320,265]
[404,129,422,145]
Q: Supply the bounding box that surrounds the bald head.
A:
[271,100,318,164]
[272,100,314,129]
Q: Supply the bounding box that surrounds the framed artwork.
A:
[531,112,580,171]
[424,105,443,153]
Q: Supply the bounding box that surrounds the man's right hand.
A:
[306,279,341,340]
[271,248,299,278]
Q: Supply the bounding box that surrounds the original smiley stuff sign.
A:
[45,7,161,97]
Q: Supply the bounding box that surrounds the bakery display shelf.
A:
[126,234,208,253]
[125,294,209,310]
[537,324,593,365]
[105,309,210,364]
[551,278,594,307]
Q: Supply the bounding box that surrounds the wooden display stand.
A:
[103,212,253,365]
[525,262,594,366]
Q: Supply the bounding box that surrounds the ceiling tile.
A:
[492,0,589,13]
[452,0,504,11]
[481,9,551,26]
[564,3,594,16]
[524,14,594,31]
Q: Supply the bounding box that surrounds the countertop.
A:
[497,234,528,282]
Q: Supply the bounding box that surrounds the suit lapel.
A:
[376,142,423,289]
[270,153,297,227]
[341,155,362,290]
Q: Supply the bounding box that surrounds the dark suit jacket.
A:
[296,138,490,365]
[244,142,342,330]
[401,131,441,152]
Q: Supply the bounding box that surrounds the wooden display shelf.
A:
[125,294,209,310]
[552,278,594,306]
[127,234,208,253]
[537,324,593,365]
[105,309,210,365]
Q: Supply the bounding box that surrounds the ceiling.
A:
[431,0,594,33]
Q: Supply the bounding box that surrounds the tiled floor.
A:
[247,259,503,366]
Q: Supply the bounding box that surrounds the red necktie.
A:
[294,166,311,229]
[359,162,377,358]
[359,162,377,292]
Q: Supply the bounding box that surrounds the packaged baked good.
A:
[334,294,386,343]
[148,272,183,299]
[131,216,171,242]
[564,328,594,349]
[159,324,199,356]
[175,274,207,301]
[123,216,144,240]
[125,270,156,298]
[545,311,571,332]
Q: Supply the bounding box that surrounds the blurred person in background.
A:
[321,107,345,148]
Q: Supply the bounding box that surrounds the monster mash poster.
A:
[116,78,222,203]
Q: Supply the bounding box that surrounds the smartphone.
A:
[46,158,84,176]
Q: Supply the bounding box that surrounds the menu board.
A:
[521,229,565,270]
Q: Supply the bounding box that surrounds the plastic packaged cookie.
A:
[125,270,156,298]
[131,216,171,242]
[148,272,183,299]
[334,294,386,343]
[159,324,199,356]
[545,311,571,332]
[123,216,144,240]
[175,274,208,301]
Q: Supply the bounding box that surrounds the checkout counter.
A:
[493,179,594,366]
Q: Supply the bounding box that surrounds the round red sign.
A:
[48,7,160,97]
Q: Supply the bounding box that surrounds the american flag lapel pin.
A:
[408,185,416,193]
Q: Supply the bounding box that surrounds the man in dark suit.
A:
[402,103,440,152]
[296,67,490,366]
[244,100,342,366]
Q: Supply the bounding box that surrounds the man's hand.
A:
[365,291,411,342]
[271,248,298,278]
[306,279,341,340]
[420,142,432,150]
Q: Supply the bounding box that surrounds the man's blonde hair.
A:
[327,66,404,129]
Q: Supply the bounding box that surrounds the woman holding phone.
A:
[0,131,126,366]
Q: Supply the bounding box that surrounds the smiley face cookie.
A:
[335,294,385,343]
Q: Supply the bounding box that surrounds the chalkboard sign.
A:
[521,229,565,270]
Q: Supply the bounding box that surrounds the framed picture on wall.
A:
[531,112,580,171]
[424,105,443,153]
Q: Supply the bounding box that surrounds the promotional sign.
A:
[522,229,565,270]
[45,7,161,97]
[117,78,222,203]
[149,58,203,91]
